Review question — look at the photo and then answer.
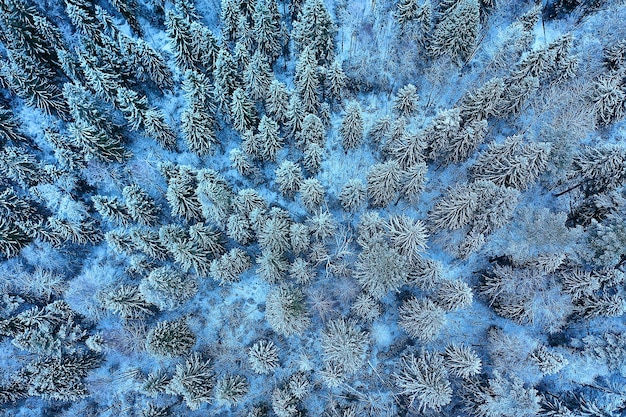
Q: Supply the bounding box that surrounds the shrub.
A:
[146,318,196,357]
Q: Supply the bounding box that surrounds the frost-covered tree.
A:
[295,47,320,114]
[325,59,347,102]
[256,115,283,161]
[355,237,407,299]
[471,135,551,190]
[92,195,132,226]
[252,0,283,60]
[63,83,129,162]
[340,101,364,151]
[275,161,303,197]
[146,318,196,357]
[123,185,159,226]
[367,160,402,207]
[266,79,290,122]
[265,285,311,336]
[162,164,203,221]
[459,78,505,121]
[430,0,479,63]
[443,344,481,378]
[139,266,198,311]
[292,0,336,63]
[244,50,273,101]
[248,339,279,374]
[393,84,419,116]
[230,87,257,133]
[321,318,369,375]
[387,215,428,261]
[165,10,196,71]
[210,248,251,284]
[168,352,214,410]
[299,178,324,211]
[213,47,240,113]
[399,297,447,341]
[394,350,452,412]
[339,179,366,213]
[567,144,626,197]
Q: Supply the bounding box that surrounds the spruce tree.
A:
[244,50,273,101]
[295,47,320,114]
[253,0,283,60]
[266,79,289,122]
[230,88,257,133]
[292,0,336,63]
[430,0,479,63]
[340,101,364,151]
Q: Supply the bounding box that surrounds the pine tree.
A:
[459,78,505,121]
[395,350,452,411]
[119,35,174,91]
[221,0,241,41]
[92,195,132,226]
[296,113,325,149]
[181,70,218,155]
[393,84,419,116]
[244,50,273,101]
[123,185,160,226]
[367,160,402,207]
[63,81,127,157]
[430,0,479,63]
[292,0,336,63]
[285,93,305,137]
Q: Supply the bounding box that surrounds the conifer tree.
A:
[471,135,551,190]
[213,47,240,113]
[325,59,347,102]
[244,50,273,101]
[296,113,325,149]
[253,0,283,60]
[292,0,336,63]
[257,115,283,161]
[165,10,196,71]
[393,84,419,116]
[367,160,402,207]
[285,93,305,137]
[266,79,289,122]
[295,47,320,114]
[221,0,241,41]
[181,71,218,155]
[430,0,479,63]
[63,83,129,163]
[340,101,364,151]
[123,185,160,226]
[231,88,257,133]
